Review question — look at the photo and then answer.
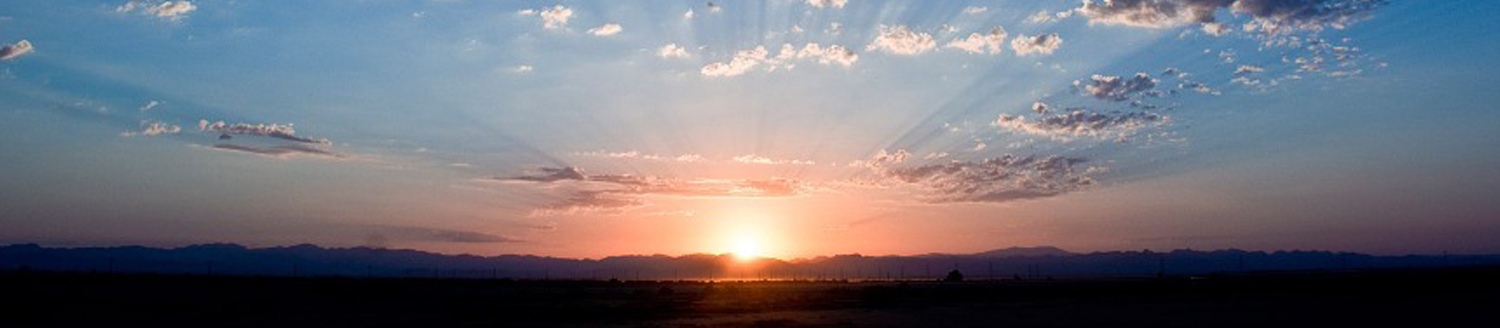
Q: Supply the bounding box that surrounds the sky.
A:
[2,0,1498,259]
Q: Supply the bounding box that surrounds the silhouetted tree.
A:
[943,269,964,282]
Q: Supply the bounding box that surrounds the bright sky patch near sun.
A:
[2,0,1500,258]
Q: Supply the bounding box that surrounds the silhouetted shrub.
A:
[944,270,964,282]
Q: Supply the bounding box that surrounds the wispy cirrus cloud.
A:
[848,149,910,168]
[587,23,622,36]
[732,154,816,166]
[868,153,1106,203]
[571,150,706,163]
[997,109,1166,142]
[196,143,345,160]
[498,167,811,216]
[120,121,182,137]
[806,0,848,9]
[1027,10,1074,24]
[198,120,331,145]
[364,225,522,245]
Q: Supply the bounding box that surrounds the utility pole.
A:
[1157,257,1166,277]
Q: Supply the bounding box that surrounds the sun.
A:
[730,234,765,261]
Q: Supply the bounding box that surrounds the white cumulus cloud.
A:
[1011,33,1063,56]
[519,5,572,29]
[587,23,623,36]
[0,40,33,60]
[658,44,690,58]
[807,0,849,8]
[946,27,1008,54]
[701,43,858,77]
[867,25,936,55]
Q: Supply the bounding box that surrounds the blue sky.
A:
[2,0,1498,258]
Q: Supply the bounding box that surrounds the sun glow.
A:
[731,234,765,261]
[710,206,793,261]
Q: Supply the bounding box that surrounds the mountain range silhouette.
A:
[4,243,1495,280]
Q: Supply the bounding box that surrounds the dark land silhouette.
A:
[5,244,1500,327]
[4,244,1495,280]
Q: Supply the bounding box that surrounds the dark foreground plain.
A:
[4,267,1497,327]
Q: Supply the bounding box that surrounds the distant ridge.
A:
[4,243,1497,280]
[970,246,1075,258]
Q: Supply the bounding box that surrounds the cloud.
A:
[1027,10,1074,24]
[946,27,1008,54]
[117,1,197,21]
[1234,64,1265,74]
[849,149,910,168]
[1202,22,1231,36]
[1010,33,1063,56]
[572,150,706,163]
[783,43,859,67]
[587,23,622,36]
[197,120,331,145]
[508,166,587,182]
[1179,80,1219,95]
[1234,0,1386,34]
[519,5,572,29]
[701,46,769,77]
[1076,0,1228,28]
[962,6,989,14]
[138,100,161,112]
[200,143,344,160]
[1075,0,1385,35]
[121,121,182,137]
[807,0,849,8]
[997,110,1166,141]
[733,154,816,165]
[1032,101,1051,114]
[875,154,1105,203]
[529,190,648,216]
[1,40,34,60]
[866,25,936,55]
[658,44,690,58]
[500,166,810,215]
[701,43,858,77]
[674,154,707,163]
[1076,73,1158,101]
[366,225,521,244]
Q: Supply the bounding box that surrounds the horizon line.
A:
[3,242,1482,261]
